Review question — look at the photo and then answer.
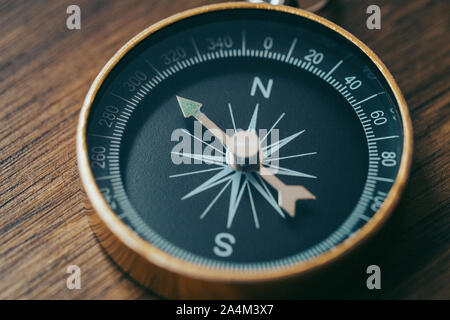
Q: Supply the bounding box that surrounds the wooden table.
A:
[0,0,448,299]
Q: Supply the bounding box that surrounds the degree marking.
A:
[325,59,343,78]
[286,38,298,61]
[191,38,203,62]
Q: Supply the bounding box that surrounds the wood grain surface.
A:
[0,0,448,299]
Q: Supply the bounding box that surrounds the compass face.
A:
[82,7,408,272]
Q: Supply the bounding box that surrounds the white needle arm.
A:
[176,95,316,217]
[259,166,315,217]
[176,96,228,147]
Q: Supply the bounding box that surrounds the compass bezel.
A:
[77,2,413,297]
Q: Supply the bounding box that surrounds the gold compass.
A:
[77,2,412,298]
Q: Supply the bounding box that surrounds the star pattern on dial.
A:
[170,103,317,229]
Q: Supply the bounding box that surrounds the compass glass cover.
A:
[85,8,404,270]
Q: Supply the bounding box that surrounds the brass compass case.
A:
[77,2,413,298]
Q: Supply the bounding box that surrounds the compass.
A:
[77,2,412,298]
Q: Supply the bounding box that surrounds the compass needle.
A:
[259,166,315,217]
[176,96,228,147]
[181,129,226,155]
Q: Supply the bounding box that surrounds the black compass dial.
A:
[85,8,404,270]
